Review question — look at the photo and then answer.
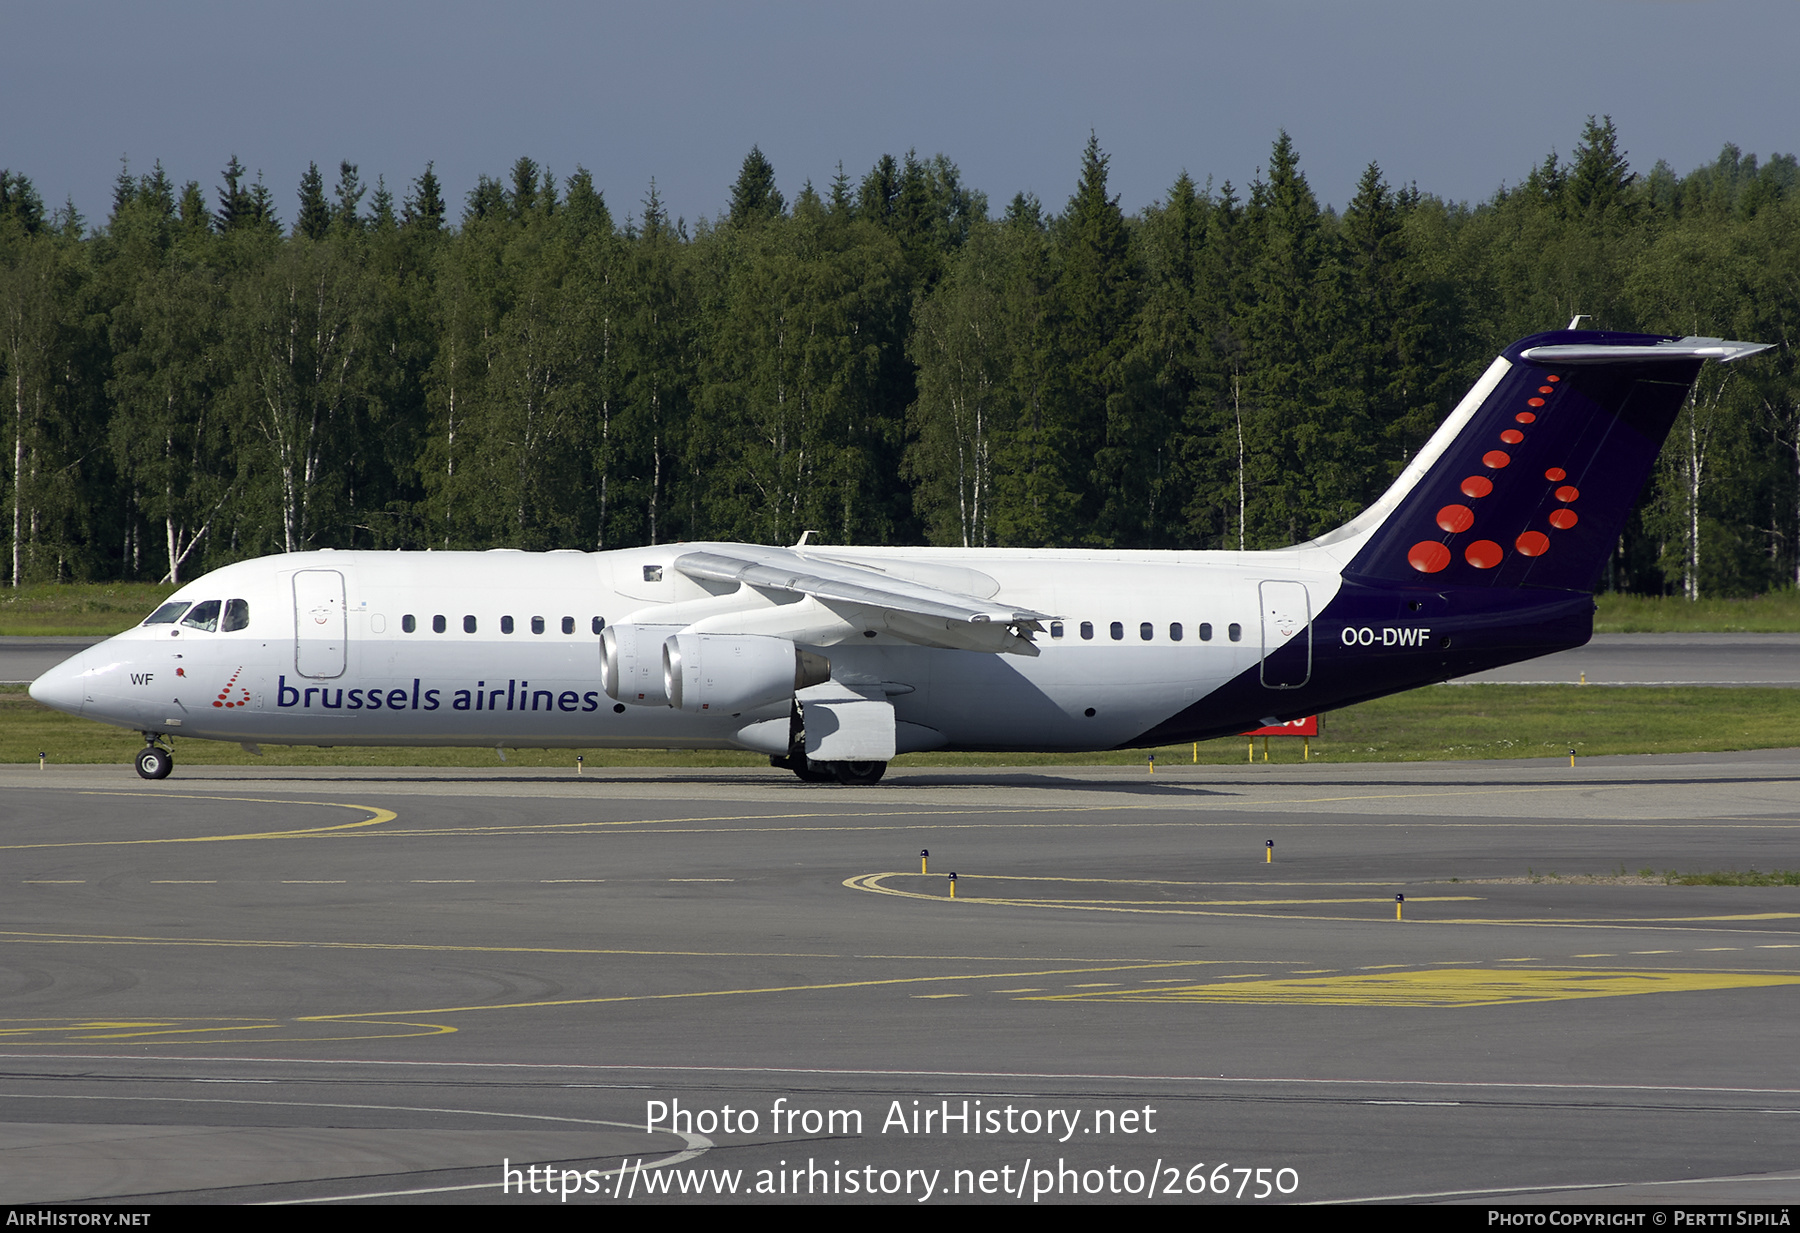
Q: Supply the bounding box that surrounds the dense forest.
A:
[2,119,1797,597]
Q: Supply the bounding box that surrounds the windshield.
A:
[142,601,191,625]
[181,600,222,632]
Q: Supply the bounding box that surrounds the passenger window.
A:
[1228,622,1243,642]
[402,615,416,633]
[181,600,221,632]
[501,616,515,634]
[1169,623,1182,642]
[143,601,191,625]
[432,615,446,634]
[562,616,575,635]
[1198,623,1213,642]
[592,616,605,634]
[1139,622,1153,641]
[1080,621,1094,640]
[222,599,250,632]
[1050,621,1064,639]
[1110,622,1124,641]
[531,616,545,635]
[463,615,477,633]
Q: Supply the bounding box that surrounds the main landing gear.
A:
[768,699,888,785]
[769,754,888,786]
[135,737,173,780]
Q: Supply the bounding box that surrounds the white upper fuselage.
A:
[34,543,1346,753]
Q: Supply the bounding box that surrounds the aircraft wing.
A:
[672,545,1054,656]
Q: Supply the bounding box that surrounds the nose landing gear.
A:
[135,738,173,780]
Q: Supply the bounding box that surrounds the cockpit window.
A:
[142,601,191,625]
[222,599,250,632]
[180,600,222,632]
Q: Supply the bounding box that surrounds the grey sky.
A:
[6,1,1796,230]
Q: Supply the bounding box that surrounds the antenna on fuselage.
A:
[1567,314,1590,330]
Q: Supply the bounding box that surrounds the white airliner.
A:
[30,329,1769,783]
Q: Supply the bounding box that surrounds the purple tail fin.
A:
[1345,330,1770,593]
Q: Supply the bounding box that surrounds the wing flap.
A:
[673,546,1052,655]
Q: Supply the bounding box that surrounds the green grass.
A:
[7,582,1800,636]
[1513,867,1800,886]
[1663,869,1800,886]
[1593,590,1800,633]
[0,583,176,635]
[5,682,1799,768]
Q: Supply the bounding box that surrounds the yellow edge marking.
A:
[0,930,1256,968]
[30,782,1762,847]
[299,961,1212,1022]
[0,793,396,849]
[880,872,1465,887]
[845,874,1800,926]
[1029,968,1800,1008]
[0,1019,458,1044]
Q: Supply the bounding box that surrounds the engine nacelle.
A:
[600,624,677,706]
[663,633,830,714]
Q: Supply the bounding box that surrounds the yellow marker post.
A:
[1395,893,1405,921]
[1266,839,1273,864]
[920,849,929,875]
[1147,753,1155,775]
[576,755,583,775]
[1193,742,1198,764]
[1569,747,1576,768]
[38,752,46,770]
[948,872,957,900]
[1247,739,1253,764]
[1262,737,1270,763]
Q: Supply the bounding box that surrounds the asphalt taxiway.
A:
[0,754,1798,1204]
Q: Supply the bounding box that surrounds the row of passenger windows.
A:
[403,614,606,636]
[1047,620,1242,643]
[142,599,251,632]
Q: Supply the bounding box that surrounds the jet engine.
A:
[662,633,830,714]
[600,624,678,706]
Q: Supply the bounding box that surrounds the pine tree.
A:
[1059,134,1139,544]
[403,163,446,232]
[463,176,506,224]
[370,176,396,231]
[296,162,331,240]
[1567,116,1634,217]
[333,161,365,233]
[1240,131,1337,542]
[214,156,254,232]
[728,146,784,226]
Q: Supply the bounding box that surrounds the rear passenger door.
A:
[1258,580,1312,689]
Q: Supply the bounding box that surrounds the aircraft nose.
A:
[29,650,90,715]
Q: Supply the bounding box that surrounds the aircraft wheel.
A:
[791,758,836,784]
[832,760,887,786]
[135,746,173,780]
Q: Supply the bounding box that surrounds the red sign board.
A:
[1241,716,1318,737]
